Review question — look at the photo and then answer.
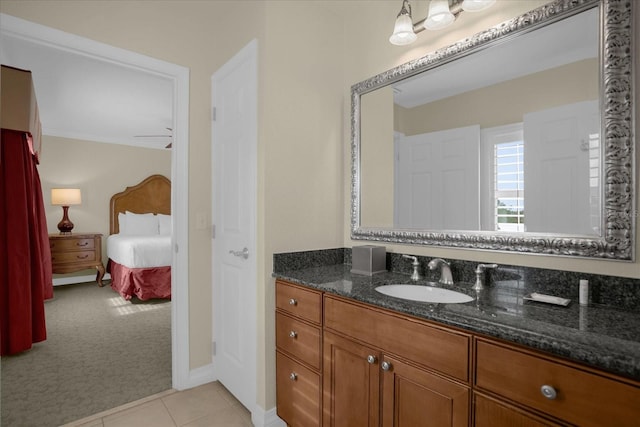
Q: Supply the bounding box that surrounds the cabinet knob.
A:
[381,361,392,371]
[367,355,377,364]
[289,330,297,339]
[289,298,297,306]
[540,384,557,400]
[289,372,297,381]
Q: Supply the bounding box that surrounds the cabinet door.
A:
[323,331,380,427]
[381,355,469,427]
[474,393,562,427]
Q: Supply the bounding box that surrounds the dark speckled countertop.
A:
[273,263,640,381]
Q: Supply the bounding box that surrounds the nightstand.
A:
[49,233,106,286]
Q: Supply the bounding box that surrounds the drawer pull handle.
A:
[77,242,89,247]
[367,355,377,364]
[289,331,297,339]
[289,298,297,306]
[540,385,557,400]
[77,255,89,259]
[289,372,297,381]
[381,361,392,371]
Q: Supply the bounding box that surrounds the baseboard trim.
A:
[53,273,111,286]
[252,406,286,427]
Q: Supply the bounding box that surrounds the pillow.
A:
[118,212,127,234]
[121,211,159,236]
[158,214,172,236]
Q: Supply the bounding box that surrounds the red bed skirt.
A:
[107,259,171,301]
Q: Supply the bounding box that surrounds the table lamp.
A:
[51,188,82,234]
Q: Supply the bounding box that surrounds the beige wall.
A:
[342,0,640,280]
[39,136,171,266]
[261,1,344,408]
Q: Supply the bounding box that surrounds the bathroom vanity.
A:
[273,259,640,427]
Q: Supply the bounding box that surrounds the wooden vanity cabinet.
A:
[323,295,470,427]
[275,281,323,427]
[275,280,640,427]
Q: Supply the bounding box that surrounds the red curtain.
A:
[1,128,53,356]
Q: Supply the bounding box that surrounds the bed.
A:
[107,175,172,300]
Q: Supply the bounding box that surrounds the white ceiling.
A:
[1,27,173,150]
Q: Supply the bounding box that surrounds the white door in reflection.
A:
[395,125,480,230]
[524,100,600,235]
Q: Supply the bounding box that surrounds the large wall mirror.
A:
[351,0,635,260]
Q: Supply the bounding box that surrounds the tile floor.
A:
[62,381,253,427]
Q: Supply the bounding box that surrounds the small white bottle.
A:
[579,279,589,305]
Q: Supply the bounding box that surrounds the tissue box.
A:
[351,245,387,276]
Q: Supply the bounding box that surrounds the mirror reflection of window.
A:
[494,138,525,232]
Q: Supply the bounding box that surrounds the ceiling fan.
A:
[134,127,173,149]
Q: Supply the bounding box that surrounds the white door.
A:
[395,125,480,230]
[524,100,599,235]
[212,39,257,415]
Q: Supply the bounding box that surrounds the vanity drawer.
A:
[276,312,322,370]
[324,295,470,382]
[475,339,640,427]
[276,280,322,325]
[276,351,321,427]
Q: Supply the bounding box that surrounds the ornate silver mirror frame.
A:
[351,0,635,260]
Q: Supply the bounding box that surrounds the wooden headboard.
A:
[109,174,171,235]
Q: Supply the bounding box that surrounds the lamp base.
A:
[57,206,74,234]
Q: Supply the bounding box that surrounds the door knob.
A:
[367,355,377,364]
[289,331,297,339]
[381,361,392,371]
[229,247,249,259]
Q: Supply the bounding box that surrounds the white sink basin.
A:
[375,284,474,304]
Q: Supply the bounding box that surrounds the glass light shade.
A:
[51,188,82,206]
[424,0,455,30]
[461,0,496,12]
[389,14,417,45]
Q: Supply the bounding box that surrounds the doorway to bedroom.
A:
[0,13,189,425]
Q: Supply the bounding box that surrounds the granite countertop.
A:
[274,264,640,381]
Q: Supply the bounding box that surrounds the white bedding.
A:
[107,234,172,268]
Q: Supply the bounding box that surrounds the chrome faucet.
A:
[427,258,453,285]
[473,263,498,291]
[402,255,421,281]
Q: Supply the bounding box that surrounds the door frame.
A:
[0,14,191,389]
[211,39,258,417]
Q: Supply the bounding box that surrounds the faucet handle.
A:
[402,255,421,281]
[476,263,498,272]
[473,264,498,291]
[402,254,418,264]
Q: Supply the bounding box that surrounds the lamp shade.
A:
[424,0,455,30]
[389,1,417,46]
[51,188,82,206]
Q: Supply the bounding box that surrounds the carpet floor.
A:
[1,282,172,427]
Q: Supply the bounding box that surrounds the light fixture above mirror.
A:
[390,0,496,45]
